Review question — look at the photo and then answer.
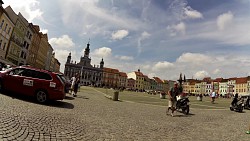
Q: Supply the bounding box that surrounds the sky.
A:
[3,0,250,81]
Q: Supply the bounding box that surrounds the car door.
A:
[18,69,37,96]
[4,68,25,93]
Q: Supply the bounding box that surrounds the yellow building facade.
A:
[36,33,49,69]
[0,8,14,61]
[127,69,144,91]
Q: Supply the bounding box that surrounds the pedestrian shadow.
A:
[76,95,89,99]
[174,111,196,117]
[64,96,75,100]
[45,100,74,109]
[1,91,74,109]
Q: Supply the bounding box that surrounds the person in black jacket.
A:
[167,82,180,117]
[231,93,238,106]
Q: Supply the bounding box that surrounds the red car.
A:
[0,66,66,103]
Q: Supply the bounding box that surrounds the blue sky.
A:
[3,0,250,80]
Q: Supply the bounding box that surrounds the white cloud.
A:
[194,70,209,79]
[148,73,157,79]
[40,29,48,34]
[217,11,234,30]
[167,22,186,36]
[169,0,202,21]
[184,6,203,19]
[59,0,146,36]
[115,55,134,61]
[3,0,43,22]
[49,35,75,49]
[92,47,112,58]
[213,69,221,74]
[137,31,151,54]
[111,30,129,40]
[141,31,151,39]
[48,35,77,72]
[176,52,212,65]
[152,61,174,71]
[54,50,77,73]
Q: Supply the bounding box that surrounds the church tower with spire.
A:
[100,58,104,69]
[80,41,91,67]
[66,52,71,64]
[84,41,90,58]
[64,40,104,86]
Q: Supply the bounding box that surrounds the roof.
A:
[214,78,223,82]
[236,77,248,84]
[143,75,150,81]
[119,72,127,77]
[104,67,120,73]
[153,77,163,83]
[229,77,237,80]
[220,79,229,83]
[134,71,144,76]
[127,78,135,81]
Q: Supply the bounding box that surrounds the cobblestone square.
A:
[0,87,250,141]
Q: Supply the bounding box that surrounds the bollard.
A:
[113,91,119,101]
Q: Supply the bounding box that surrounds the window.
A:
[29,34,32,40]
[0,20,4,28]
[26,31,30,37]
[23,41,27,48]
[9,68,25,75]
[26,43,29,49]
[4,24,8,31]
[37,72,52,80]
[20,51,24,58]
[7,27,11,34]
[24,53,27,59]
[3,43,6,51]
[20,69,34,77]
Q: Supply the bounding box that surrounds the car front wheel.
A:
[36,90,47,103]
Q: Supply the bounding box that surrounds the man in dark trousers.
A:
[167,82,180,117]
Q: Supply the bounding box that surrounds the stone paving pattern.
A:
[0,86,250,141]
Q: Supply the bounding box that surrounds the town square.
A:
[0,87,250,141]
[1,0,250,140]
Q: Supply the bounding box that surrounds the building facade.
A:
[127,69,145,91]
[127,78,135,90]
[102,67,119,88]
[64,42,104,86]
[45,44,53,70]
[36,33,49,69]
[5,6,26,65]
[119,72,127,89]
[18,12,30,65]
[27,24,40,67]
[0,7,14,61]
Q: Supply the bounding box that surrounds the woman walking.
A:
[73,74,80,97]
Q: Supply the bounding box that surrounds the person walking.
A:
[70,73,77,96]
[211,91,216,104]
[167,82,180,117]
[73,74,80,97]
